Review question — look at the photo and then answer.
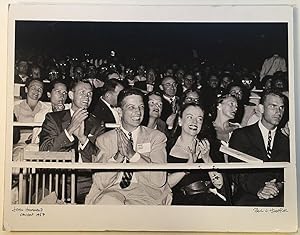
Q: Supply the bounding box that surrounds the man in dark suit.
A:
[14,60,29,84]
[159,76,179,122]
[92,79,124,131]
[85,88,172,205]
[39,80,105,203]
[229,89,289,206]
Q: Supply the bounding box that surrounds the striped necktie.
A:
[128,132,133,144]
[266,130,272,159]
[171,97,177,113]
[119,132,133,189]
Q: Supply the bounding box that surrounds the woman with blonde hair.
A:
[212,94,241,143]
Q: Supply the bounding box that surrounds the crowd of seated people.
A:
[12,52,290,206]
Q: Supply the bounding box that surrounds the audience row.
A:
[12,53,290,206]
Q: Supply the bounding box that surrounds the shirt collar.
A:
[23,100,42,112]
[258,120,277,136]
[100,96,114,108]
[70,108,75,117]
[120,125,140,137]
[163,94,175,103]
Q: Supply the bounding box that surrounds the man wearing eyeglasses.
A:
[48,67,60,82]
[182,74,196,93]
[229,89,289,206]
[159,76,179,122]
[39,80,105,203]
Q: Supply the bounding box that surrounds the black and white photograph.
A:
[3,3,297,232]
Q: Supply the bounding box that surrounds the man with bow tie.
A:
[85,88,172,205]
[39,79,105,203]
[229,89,289,206]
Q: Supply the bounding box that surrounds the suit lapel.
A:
[271,130,287,161]
[61,110,72,131]
[162,97,172,111]
[135,126,151,156]
[136,126,149,145]
[250,123,268,159]
[85,115,92,134]
[100,99,116,123]
[59,110,78,159]
[84,114,99,136]
[271,131,280,161]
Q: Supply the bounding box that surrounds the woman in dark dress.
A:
[141,91,169,138]
[167,103,230,206]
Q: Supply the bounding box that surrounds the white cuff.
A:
[64,129,74,142]
[129,152,141,162]
[79,138,89,150]
[109,157,118,163]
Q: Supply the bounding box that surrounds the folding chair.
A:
[17,147,76,204]
[14,83,25,100]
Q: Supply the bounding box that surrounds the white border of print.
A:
[3,2,298,233]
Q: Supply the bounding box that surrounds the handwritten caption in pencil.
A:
[253,208,288,213]
[12,207,46,217]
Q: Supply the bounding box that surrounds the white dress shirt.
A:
[258,120,277,151]
[260,54,287,79]
[163,94,176,104]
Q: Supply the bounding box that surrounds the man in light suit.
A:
[39,80,105,203]
[260,53,287,80]
[85,88,172,205]
[229,89,289,206]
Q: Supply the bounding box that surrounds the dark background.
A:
[15,21,288,70]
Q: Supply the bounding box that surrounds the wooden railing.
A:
[11,156,288,205]
[11,121,288,205]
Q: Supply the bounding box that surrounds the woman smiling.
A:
[167,103,229,205]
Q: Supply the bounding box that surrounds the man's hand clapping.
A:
[67,108,89,144]
[116,128,135,159]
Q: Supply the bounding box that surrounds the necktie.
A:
[171,98,177,113]
[119,132,133,189]
[266,130,272,159]
[73,136,80,162]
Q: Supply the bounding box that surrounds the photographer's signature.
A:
[253,208,288,213]
[11,207,46,217]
